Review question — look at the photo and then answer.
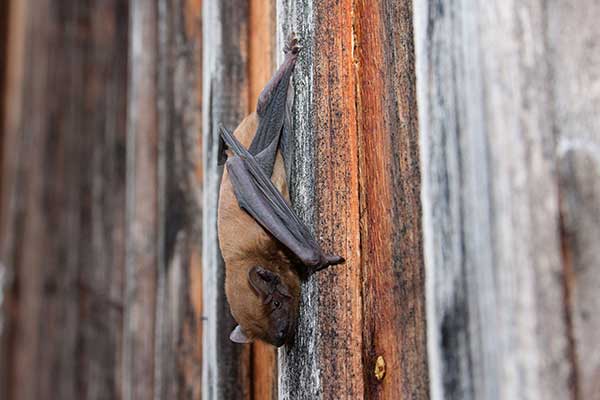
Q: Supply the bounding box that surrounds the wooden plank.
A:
[248,0,278,398]
[0,0,8,196]
[154,1,204,399]
[0,17,13,374]
[75,2,129,399]
[548,2,600,399]
[0,0,29,396]
[277,1,363,398]
[0,1,130,399]
[414,0,571,399]
[201,1,250,399]
[354,0,429,398]
[123,1,158,399]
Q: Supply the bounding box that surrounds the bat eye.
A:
[274,300,281,308]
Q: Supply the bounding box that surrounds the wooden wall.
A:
[276,1,428,399]
[1,0,597,399]
[0,1,204,399]
[414,0,600,399]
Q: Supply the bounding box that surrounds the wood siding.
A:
[1,1,598,399]
[414,1,600,399]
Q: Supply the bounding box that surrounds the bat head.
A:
[229,265,299,347]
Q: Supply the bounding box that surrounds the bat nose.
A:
[274,329,287,347]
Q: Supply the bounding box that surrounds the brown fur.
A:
[218,113,300,343]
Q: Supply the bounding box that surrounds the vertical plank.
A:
[0,0,8,196]
[548,2,600,399]
[355,0,429,398]
[124,1,158,399]
[202,1,250,399]
[76,2,129,399]
[154,0,204,399]
[414,0,571,399]
[277,1,363,398]
[1,2,130,400]
[248,0,278,398]
[0,1,16,388]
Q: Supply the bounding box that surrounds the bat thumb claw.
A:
[311,255,345,274]
[326,255,345,265]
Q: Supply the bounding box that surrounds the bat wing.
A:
[220,126,343,270]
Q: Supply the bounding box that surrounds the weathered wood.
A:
[202,1,250,399]
[125,2,205,400]
[0,2,12,381]
[548,2,600,399]
[414,1,572,399]
[0,2,130,400]
[0,0,27,395]
[154,1,204,399]
[0,0,8,195]
[277,1,363,399]
[123,2,159,399]
[354,1,429,398]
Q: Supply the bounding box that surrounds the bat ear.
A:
[230,325,253,344]
[248,266,277,298]
[248,266,291,303]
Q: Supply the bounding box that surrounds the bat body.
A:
[217,36,344,347]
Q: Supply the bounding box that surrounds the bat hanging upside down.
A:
[217,35,345,347]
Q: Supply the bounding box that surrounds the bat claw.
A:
[284,33,302,55]
[310,254,345,274]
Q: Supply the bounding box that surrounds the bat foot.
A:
[284,33,303,55]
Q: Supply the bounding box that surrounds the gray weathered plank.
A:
[124,1,159,399]
[414,1,572,399]
[154,1,204,399]
[125,2,205,400]
[201,1,250,399]
[548,2,600,399]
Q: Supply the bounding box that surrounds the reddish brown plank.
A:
[355,1,429,398]
[311,1,363,397]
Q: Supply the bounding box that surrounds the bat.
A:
[217,35,344,347]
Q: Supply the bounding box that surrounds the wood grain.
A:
[277,1,363,398]
[154,1,204,399]
[202,1,250,399]
[548,2,600,399]
[355,0,429,398]
[124,2,158,399]
[0,0,8,196]
[414,0,573,399]
[0,2,130,399]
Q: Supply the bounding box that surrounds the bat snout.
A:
[274,329,287,347]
